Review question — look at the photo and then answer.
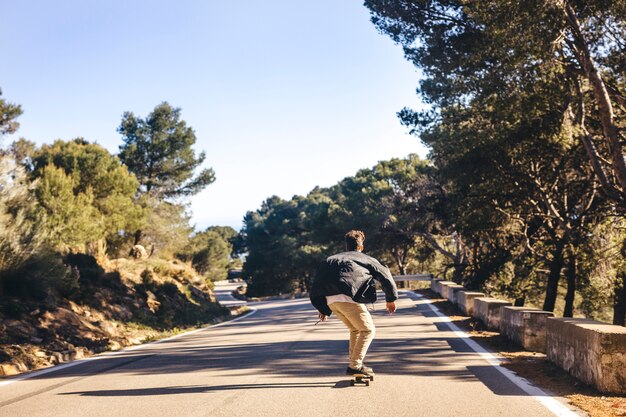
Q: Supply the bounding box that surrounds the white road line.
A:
[0,307,258,388]
[406,292,582,417]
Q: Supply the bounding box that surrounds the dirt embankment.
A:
[415,289,626,417]
[0,256,230,378]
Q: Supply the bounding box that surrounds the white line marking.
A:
[0,308,258,388]
[406,292,581,417]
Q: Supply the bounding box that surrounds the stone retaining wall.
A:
[500,307,553,353]
[473,298,512,331]
[430,278,442,293]
[457,291,485,316]
[433,280,455,296]
[425,277,626,395]
[546,318,626,394]
[447,285,466,304]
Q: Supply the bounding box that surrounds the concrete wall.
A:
[457,291,485,316]
[425,278,626,395]
[430,278,443,293]
[500,307,553,353]
[434,281,455,297]
[439,282,455,299]
[473,298,512,331]
[446,285,465,304]
[546,318,626,394]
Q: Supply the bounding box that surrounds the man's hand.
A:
[318,312,329,322]
[386,301,397,314]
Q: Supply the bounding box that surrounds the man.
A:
[310,230,398,377]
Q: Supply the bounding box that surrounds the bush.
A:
[0,251,70,304]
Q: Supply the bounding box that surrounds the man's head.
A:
[345,230,365,252]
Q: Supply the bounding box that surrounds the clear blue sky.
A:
[1,0,427,231]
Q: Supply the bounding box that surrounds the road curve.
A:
[0,292,583,417]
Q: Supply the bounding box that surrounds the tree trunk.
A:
[543,241,565,312]
[133,229,143,246]
[563,249,576,318]
[565,3,626,203]
[614,238,626,326]
[614,271,626,326]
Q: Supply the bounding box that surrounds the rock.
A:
[146,291,160,313]
[108,341,122,351]
[130,245,148,259]
[5,320,37,339]
[30,337,43,344]
[0,364,21,377]
[127,337,142,345]
[62,350,77,361]
[50,352,64,364]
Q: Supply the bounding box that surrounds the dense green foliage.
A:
[241,155,442,297]
[30,139,146,253]
[0,91,228,329]
[179,226,239,282]
[362,0,626,323]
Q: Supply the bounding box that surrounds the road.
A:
[0,291,583,417]
[212,281,247,308]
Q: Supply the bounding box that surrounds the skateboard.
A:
[350,373,374,386]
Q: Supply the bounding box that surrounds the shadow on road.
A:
[60,381,355,397]
[17,294,544,399]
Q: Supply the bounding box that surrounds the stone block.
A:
[430,278,443,293]
[500,307,553,352]
[457,291,486,316]
[446,284,465,304]
[473,298,512,331]
[546,318,626,395]
[435,281,455,298]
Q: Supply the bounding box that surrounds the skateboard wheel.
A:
[350,380,355,386]
[370,376,374,381]
[365,380,370,386]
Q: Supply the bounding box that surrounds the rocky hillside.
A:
[0,255,229,377]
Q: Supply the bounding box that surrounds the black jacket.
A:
[309,251,399,316]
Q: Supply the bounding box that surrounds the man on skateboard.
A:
[310,230,398,378]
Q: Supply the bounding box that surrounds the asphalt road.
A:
[0,291,583,417]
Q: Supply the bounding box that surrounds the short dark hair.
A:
[345,230,365,251]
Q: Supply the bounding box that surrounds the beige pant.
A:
[329,302,375,369]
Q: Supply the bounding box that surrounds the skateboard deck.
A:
[350,373,374,386]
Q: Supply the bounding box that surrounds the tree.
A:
[118,102,216,199]
[242,196,325,296]
[138,197,193,258]
[0,156,44,273]
[239,156,448,296]
[191,230,231,281]
[180,226,238,281]
[9,138,36,168]
[30,139,146,254]
[34,164,105,251]
[329,155,448,276]
[365,0,626,322]
[0,88,22,137]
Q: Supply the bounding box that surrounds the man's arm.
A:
[311,296,332,316]
[370,261,399,303]
[309,261,333,317]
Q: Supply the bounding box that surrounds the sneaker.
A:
[346,365,374,376]
[361,364,374,374]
